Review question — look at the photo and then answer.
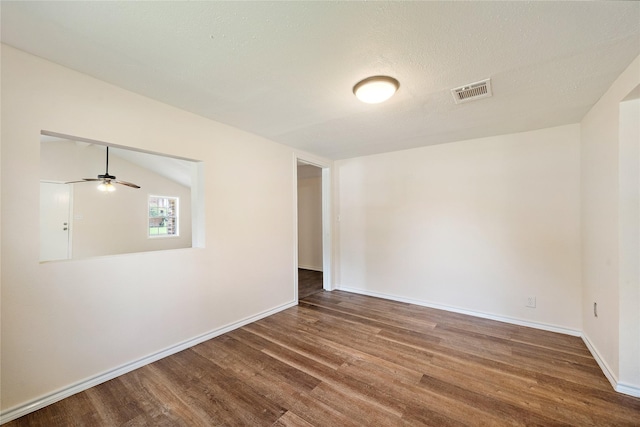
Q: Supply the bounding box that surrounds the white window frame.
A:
[148,195,179,238]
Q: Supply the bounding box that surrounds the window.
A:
[148,196,178,237]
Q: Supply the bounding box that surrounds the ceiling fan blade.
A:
[115,180,141,189]
[66,149,139,188]
[64,179,100,184]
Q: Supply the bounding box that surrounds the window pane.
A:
[148,195,178,237]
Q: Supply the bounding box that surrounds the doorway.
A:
[296,158,331,300]
[40,182,72,261]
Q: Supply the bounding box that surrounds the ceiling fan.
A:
[66,146,140,191]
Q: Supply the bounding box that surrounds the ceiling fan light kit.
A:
[353,75,399,104]
[65,146,141,191]
[97,182,116,192]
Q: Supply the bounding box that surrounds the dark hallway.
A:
[298,268,323,299]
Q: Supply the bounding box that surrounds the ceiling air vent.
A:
[451,78,492,104]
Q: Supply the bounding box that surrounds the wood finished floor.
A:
[298,269,323,300]
[6,291,640,426]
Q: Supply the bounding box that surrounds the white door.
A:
[40,182,71,261]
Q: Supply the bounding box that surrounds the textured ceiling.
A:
[2,1,639,159]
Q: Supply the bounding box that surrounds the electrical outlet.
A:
[526,296,536,308]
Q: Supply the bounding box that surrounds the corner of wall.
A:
[580,54,640,391]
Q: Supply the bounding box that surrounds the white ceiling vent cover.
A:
[451,78,492,104]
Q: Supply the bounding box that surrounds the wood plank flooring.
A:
[6,291,640,426]
[298,269,323,300]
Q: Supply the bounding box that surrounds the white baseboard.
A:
[581,333,618,390]
[0,300,298,425]
[581,333,640,398]
[298,264,323,272]
[616,382,640,398]
[335,285,581,336]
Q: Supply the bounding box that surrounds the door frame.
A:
[40,180,74,261]
[294,153,332,300]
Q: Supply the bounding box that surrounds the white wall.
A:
[619,95,640,389]
[0,45,306,413]
[581,54,640,391]
[41,141,193,258]
[297,165,323,271]
[336,124,582,331]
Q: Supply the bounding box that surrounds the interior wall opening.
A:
[297,160,324,299]
[39,131,204,261]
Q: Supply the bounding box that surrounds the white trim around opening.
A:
[293,153,333,301]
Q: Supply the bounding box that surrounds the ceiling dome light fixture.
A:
[353,75,399,104]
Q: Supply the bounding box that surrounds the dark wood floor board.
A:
[298,269,323,300]
[500,350,610,390]
[285,391,364,427]
[507,334,600,364]
[112,365,210,427]
[432,327,516,359]
[399,405,469,427]
[419,356,606,426]
[256,311,363,362]
[273,410,316,427]
[253,330,410,419]
[293,320,441,376]
[393,322,607,390]
[251,330,413,419]
[308,382,408,426]
[7,290,640,426]
[266,309,321,330]
[152,349,287,426]
[306,289,398,308]
[118,364,218,427]
[373,325,449,353]
[232,325,399,417]
[310,333,426,386]
[297,299,400,332]
[330,292,422,313]
[510,344,605,380]
[433,323,599,376]
[284,307,384,336]
[191,335,321,397]
[277,305,323,325]
[245,330,341,382]
[252,320,359,370]
[243,322,349,370]
[423,339,637,421]
[195,351,315,414]
[257,311,390,363]
[303,292,440,329]
[531,371,640,420]
[431,315,526,340]
[14,391,99,427]
[308,291,514,338]
[509,332,592,358]
[82,378,149,426]
[334,301,438,331]
[337,358,513,426]
[199,350,314,414]
[300,299,436,334]
[418,373,565,426]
